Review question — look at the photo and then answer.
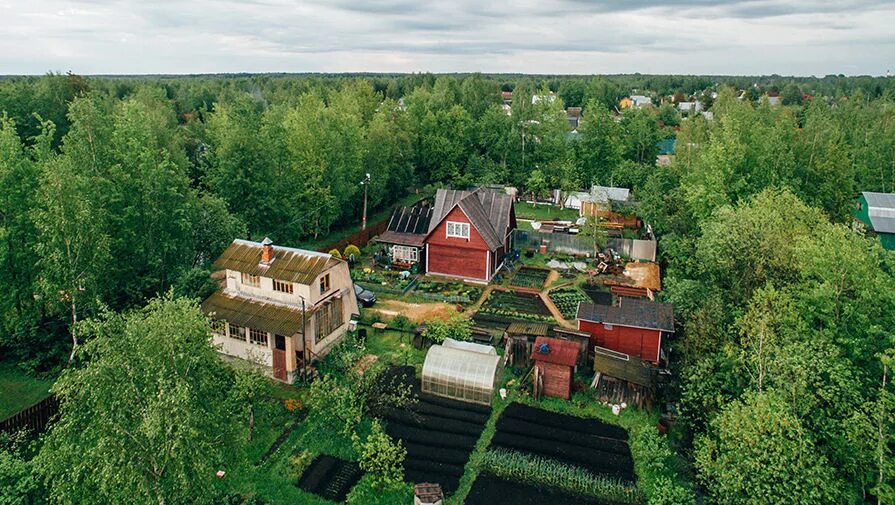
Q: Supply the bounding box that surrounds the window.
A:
[228,323,246,341]
[314,296,344,343]
[273,279,293,294]
[249,328,268,346]
[446,221,470,239]
[603,323,614,330]
[241,272,260,287]
[392,245,418,263]
[319,273,331,295]
[211,319,225,334]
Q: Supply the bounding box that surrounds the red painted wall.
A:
[536,361,573,400]
[577,320,662,364]
[426,207,491,280]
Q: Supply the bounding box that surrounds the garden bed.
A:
[466,474,614,505]
[508,266,551,290]
[351,268,417,294]
[296,455,363,503]
[379,367,490,495]
[412,280,483,304]
[490,403,635,481]
[477,289,554,323]
[549,287,591,319]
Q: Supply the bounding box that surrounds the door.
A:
[272,334,287,381]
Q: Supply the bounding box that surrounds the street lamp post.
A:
[361,172,371,231]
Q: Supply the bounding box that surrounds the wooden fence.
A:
[0,396,59,434]
[317,219,389,254]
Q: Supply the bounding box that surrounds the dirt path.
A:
[371,299,459,323]
[539,290,574,329]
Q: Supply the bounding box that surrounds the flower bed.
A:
[549,287,591,319]
[477,290,554,323]
[351,268,417,294]
[508,266,551,290]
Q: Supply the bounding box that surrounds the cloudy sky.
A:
[1,0,893,76]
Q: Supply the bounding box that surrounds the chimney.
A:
[260,237,274,265]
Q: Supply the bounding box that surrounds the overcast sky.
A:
[1,0,893,76]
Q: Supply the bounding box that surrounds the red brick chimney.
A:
[260,237,274,265]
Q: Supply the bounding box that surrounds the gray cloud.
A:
[0,0,892,75]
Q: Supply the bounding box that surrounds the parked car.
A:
[354,283,376,307]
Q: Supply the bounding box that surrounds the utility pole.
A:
[361,172,371,230]
[300,296,307,383]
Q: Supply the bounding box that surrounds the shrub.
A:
[289,450,315,481]
[479,448,644,504]
[329,249,342,258]
[423,315,473,344]
[344,244,361,260]
[390,314,414,331]
[355,420,406,491]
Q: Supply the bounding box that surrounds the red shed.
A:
[424,188,515,282]
[576,298,674,364]
[531,337,580,400]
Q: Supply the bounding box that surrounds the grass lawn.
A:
[363,328,427,368]
[0,362,54,420]
[303,191,432,251]
[514,202,579,222]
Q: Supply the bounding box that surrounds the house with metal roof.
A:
[854,192,895,250]
[423,187,516,282]
[376,203,434,270]
[201,238,358,382]
[576,298,674,364]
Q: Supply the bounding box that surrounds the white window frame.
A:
[446,221,470,239]
[241,272,260,287]
[249,328,268,346]
[273,279,293,294]
[392,245,418,262]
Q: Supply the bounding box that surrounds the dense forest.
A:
[1,72,895,503]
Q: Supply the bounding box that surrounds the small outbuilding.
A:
[503,322,549,368]
[532,337,580,400]
[421,343,500,406]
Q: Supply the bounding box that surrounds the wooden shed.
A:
[532,337,580,400]
[551,327,591,367]
[503,322,549,368]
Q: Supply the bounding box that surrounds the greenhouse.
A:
[421,344,501,406]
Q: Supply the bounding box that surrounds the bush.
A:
[355,420,406,491]
[344,244,361,260]
[390,314,414,331]
[329,249,342,258]
[289,450,315,481]
[479,448,644,504]
[422,315,473,344]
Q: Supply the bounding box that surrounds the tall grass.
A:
[480,448,645,505]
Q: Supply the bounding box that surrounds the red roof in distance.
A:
[531,337,579,367]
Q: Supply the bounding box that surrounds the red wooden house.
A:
[576,298,674,364]
[424,188,516,282]
[532,337,580,400]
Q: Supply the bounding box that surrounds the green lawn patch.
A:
[0,361,54,420]
[363,328,426,368]
[515,202,579,222]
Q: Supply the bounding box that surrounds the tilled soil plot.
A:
[492,403,635,481]
[296,455,362,503]
[381,366,490,495]
[465,474,616,505]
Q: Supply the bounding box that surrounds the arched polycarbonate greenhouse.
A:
[421,343,501,406]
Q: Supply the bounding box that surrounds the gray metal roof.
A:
[577,298,674,332]
[863,192,895,233]
[590,186,631,203]
[428,188,514,250]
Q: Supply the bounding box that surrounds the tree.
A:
[525,169,549,201]
[0,433,43,505]
[579,214,608,257]
[232,366,272,442]
[33,156,110,363]
[695,392,844,504]
[576,102,623,187]
[355,420,406,491]
[781,83,803,106]
[34,295,245,505]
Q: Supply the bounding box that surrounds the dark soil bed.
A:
[496,416,631,456]
[466,474,614,505]
[502,403,629,441]
[296,455,362,503]
[490,432,635,480]
[379,366,490,496]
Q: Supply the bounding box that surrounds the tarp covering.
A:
[422,344,500,406]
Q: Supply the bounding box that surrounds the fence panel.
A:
[0,396,59,434]
[512,229,656,261]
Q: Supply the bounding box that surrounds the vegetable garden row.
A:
[477,290,554,323]
[296,455,363,503]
